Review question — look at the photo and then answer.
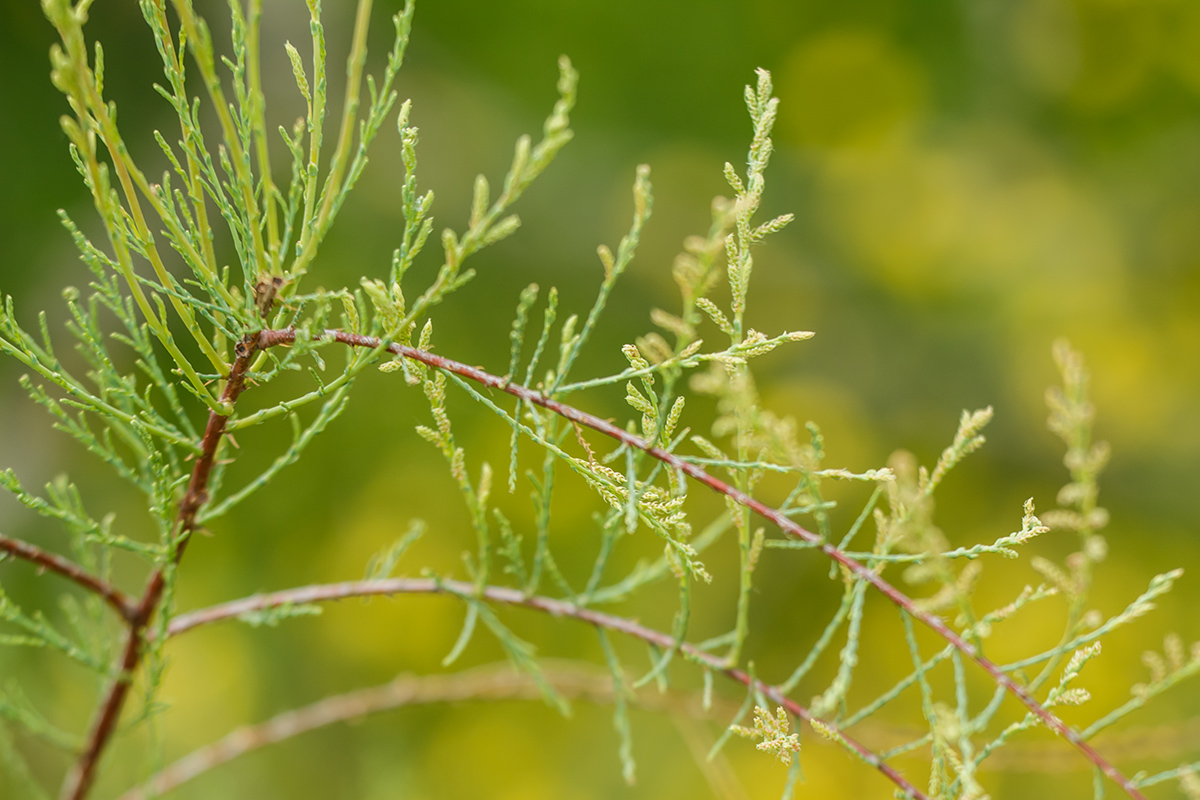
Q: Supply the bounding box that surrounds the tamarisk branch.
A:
[0,533,138,622]
[165,576,931,799]
[254,326,1147,800]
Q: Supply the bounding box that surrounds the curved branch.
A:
[167,576,930,799]
[0,533,137,622]
[255,327,1147,800]
[117,661,725,800]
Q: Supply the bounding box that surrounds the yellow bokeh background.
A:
[1,0,1199,797]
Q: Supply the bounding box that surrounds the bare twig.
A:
[118,661,704,800]
[0,533,137,622]
[59,336,260,800]
[166,576,931,799]
[253,327,1148,800]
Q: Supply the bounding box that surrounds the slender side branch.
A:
[254,327,1147,800]
[59,335,261,800]
[167,576,929,799]
[118,661,727,800]
[0,533,138,622]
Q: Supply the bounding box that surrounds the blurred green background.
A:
[2,0,1200,797]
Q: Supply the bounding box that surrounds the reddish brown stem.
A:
[166,577,928,799]
[0,533,138,622]
[258,327,1146,800]
[58,336,260,800]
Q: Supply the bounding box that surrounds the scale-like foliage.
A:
[0,2,1196,799]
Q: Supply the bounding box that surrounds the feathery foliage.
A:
[0,2,1196,799]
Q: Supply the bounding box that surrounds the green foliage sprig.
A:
[0,2,1196,799]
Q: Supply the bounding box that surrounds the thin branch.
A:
[117,661,724,800]
[125,643,1191,798]
[0,533,137,622]
[255,327,1147,800]
[166,576,930,799]
[59,336,261,800]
